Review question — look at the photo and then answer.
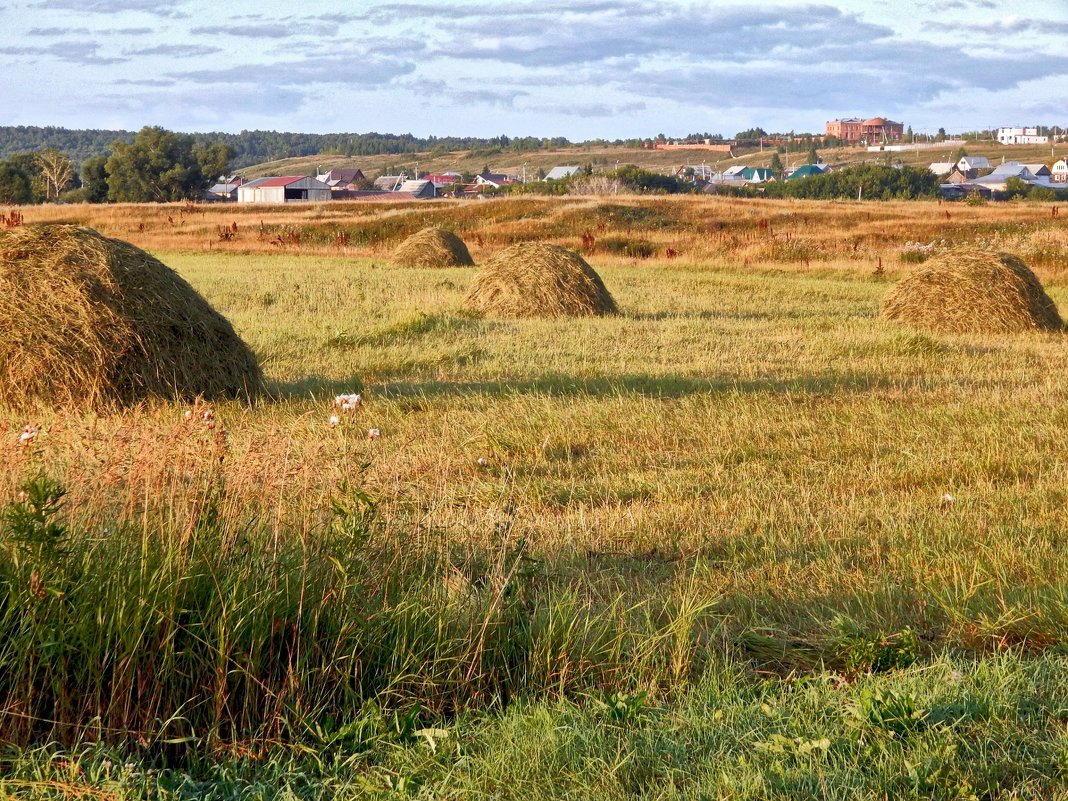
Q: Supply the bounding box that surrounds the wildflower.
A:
[367,427,381,440]
[202,408,215,422]
[941,492,955,505]
[18,425,38,444]
[334,393,362,412]
[329,414,340,428]
[476,456,489,467]
[182,409,193,420]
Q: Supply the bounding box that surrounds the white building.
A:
[997,126,1049,145]
[1052,159,1068,183]
[237,176,331,204]
[957,156,990,173]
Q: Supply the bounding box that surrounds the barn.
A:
[237,176,331,204]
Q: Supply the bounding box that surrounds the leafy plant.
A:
[849,688,928,738]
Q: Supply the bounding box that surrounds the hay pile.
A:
[881,249,1062,334]
[392,226,474,268]
[0,224,262,410]
[464,242,618,318]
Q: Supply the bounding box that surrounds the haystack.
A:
[881,249,1062,334]
[464,242,618,318]
[392,226,474,268]
[0,224,262,410]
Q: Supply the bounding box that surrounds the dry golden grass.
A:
[17,196,1068,282]
[0,224,261,410]
[882,249,1063,334]
[465,242,617,317]
[392,225,474,268]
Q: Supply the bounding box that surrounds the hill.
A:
[239,140,1064,181]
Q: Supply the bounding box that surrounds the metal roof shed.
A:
[238,176,331,204]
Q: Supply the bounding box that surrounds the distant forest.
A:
[0,126,582,169]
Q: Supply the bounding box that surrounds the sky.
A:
[0,0,1064,140]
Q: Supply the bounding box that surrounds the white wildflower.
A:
[334,393,362,412]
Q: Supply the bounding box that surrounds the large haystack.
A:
[464,242,618,318]
[0,224,262,410]
[392,226,474,268]
[881,249,1062,334]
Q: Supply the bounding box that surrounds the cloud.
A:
[172,54,417,87]
[32,0,189,17]
[113,77,178,87]
[125,44,222,57]
[538,100,649,118]
[26,26,89,36]
[190,23,300,39]
[923,17,1068,35]
[96,83,308,123]
[415,4,895,69]
[0,40,128,66]
[919,0,995,8]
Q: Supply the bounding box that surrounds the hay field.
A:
[4,195,1068,798]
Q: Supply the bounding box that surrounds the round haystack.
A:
[0,224,262,410]
[464,242,618,318]
[881,249,1062,334]
[392,226,474,268]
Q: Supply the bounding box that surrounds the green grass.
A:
[4,654,1068,799]
[4,245,1068,796]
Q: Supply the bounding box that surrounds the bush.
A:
[765,164,939,200]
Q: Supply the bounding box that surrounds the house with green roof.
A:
[786,164,829,180]
[741,167,775,183]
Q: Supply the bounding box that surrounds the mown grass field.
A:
[3,195,1068,798]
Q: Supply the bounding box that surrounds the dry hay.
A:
[464,242,618,318]
[881,249,1062,334]
[0,224,262,410]
[392,226,474,268]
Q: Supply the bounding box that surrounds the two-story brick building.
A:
[825,117,905,144]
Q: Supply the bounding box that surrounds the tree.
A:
[193,141,233,184]
[105,126,209,202]
[34,148,74,201]
[81,155,109,203]
[806,143,819,164]
[0,160,32,204]
[936,127,947,142]
[769,152,784,173]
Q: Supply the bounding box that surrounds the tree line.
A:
[0,125,579,172]
[0,127,232,204]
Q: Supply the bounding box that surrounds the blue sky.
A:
[0,0,1064,139]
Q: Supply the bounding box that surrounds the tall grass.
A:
[0,472,723,750]
[4,198,1068,775]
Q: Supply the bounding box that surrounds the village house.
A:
[395,179,437,198]
[1052,159,1068,182]
[956,156,990,176]
[315,168,366,190]
[1022,163,1052,178]
[204,176,243,202]
[426,172,463,188]
[997,126,1048,145]
[474,172,512,189]
[825,117,904,144]
[544,166,582,181]
[373,174,408,190]
[786,163,829,180]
